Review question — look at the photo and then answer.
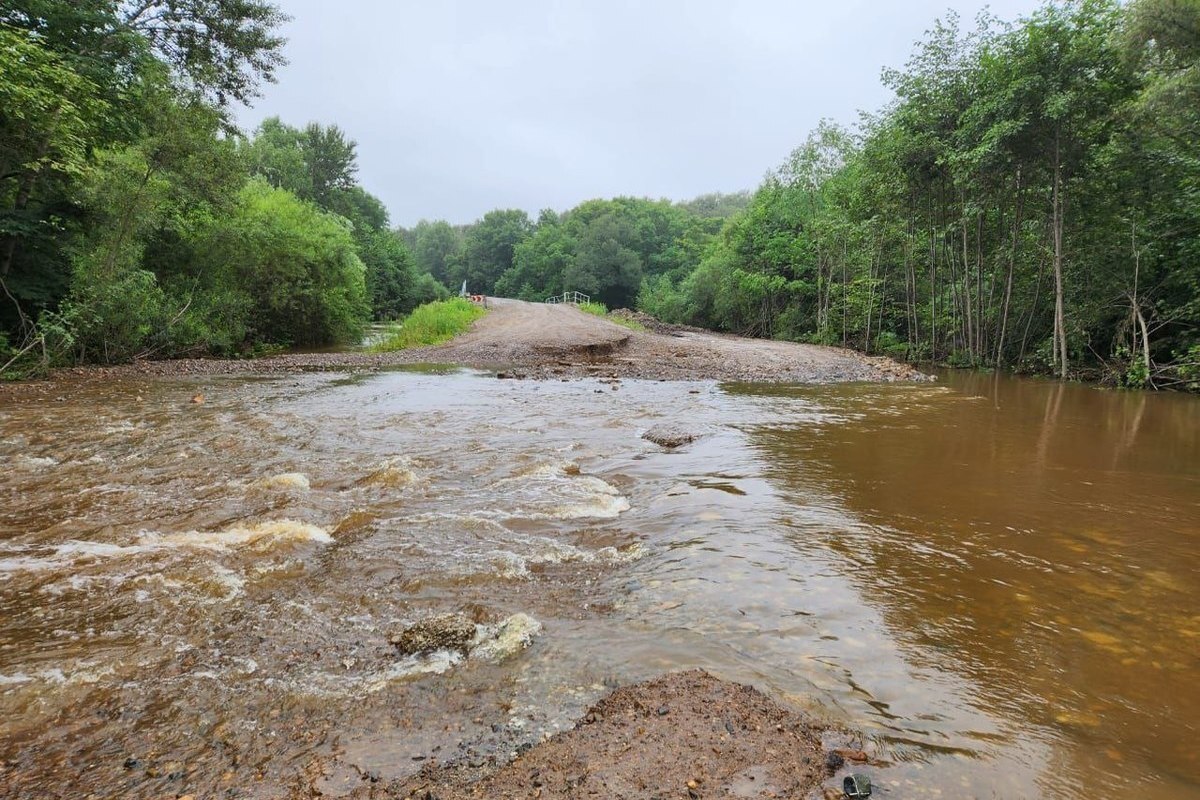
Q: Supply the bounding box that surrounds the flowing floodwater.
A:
[0,367,1197,798]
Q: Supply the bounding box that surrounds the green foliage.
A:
[244,117,358,206]
[637,274,690,324]
[207,179,369,347]
[572,300,645,331]
[1,0,287,110]
[462,209,533,295]
[404,219,465,287]
[487,196,712,309]
[658,0,1200,389]
[370,297,486,351]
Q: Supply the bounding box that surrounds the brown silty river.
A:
[1,367,1197,798]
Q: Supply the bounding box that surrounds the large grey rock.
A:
[642,424,698,449]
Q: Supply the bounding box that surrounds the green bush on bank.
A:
[370,298,486,351]
[577,301,608,317]
[577,300,645,332]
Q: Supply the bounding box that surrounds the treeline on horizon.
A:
[3,0,1198,390]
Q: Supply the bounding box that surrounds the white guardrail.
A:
[545,291,590,305]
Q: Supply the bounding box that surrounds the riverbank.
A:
[0,298,928,393]
[330,670,863,800]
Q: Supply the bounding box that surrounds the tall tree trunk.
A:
[961,198,974,361]
[1129,224,1152,386]
[1052,130,1068,379]
[996,168,1024,366]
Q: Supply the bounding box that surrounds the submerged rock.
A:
[642,424,698,449]
[389,613,477,656]
[470,613,542,662]
[388,611,543,665]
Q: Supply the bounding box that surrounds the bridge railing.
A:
[545,291,591,305]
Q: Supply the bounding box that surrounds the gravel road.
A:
[2,298,930,389]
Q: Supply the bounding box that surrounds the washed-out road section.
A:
[12,298,927,386]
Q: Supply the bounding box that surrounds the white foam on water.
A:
[285,650,465,698]
[280,613,542,698]
[253,472,311,491]
[489,551,531,579]
[145,519,332,551]
[477,537,645,580]
[470,613,542,662]
[488,461,630,521]
[14,454,58,470]
[199,565,246,601]
[1,521,330,581]
[360,457,418,488]
[3,662,117,689]
[0,541,153,574]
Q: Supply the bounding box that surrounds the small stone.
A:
[656,705,670,716]
[824,751,845,772]
[190,393,204,404]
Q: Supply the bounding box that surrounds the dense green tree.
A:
[498,215,574,301]
[405,219,465,287]
[659,0,1199,388]
[245,118,426,320]
[0,25,108,330]
[461,208,532,294]
[1,0,287,109]
[201,179,368,346]
[568,212,643,307]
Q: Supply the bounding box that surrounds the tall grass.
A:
[576,301,645,332]
[370,298,486,352]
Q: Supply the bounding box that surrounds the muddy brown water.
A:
[0,367,1196,798]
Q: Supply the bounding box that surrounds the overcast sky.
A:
[236,1,1044,227]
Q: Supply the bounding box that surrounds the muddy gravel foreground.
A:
[331,671,868,800]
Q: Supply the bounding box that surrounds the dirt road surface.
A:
[18,298,926,386]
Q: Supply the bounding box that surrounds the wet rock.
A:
[824,751,845,772]
[834,748,868,762]
[642,424,697,449]
[389,613,477,656]
[469,613,542,662]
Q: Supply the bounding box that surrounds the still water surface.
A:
[0,368,1196,798]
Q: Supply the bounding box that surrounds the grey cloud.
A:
[238,0,1044,226]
